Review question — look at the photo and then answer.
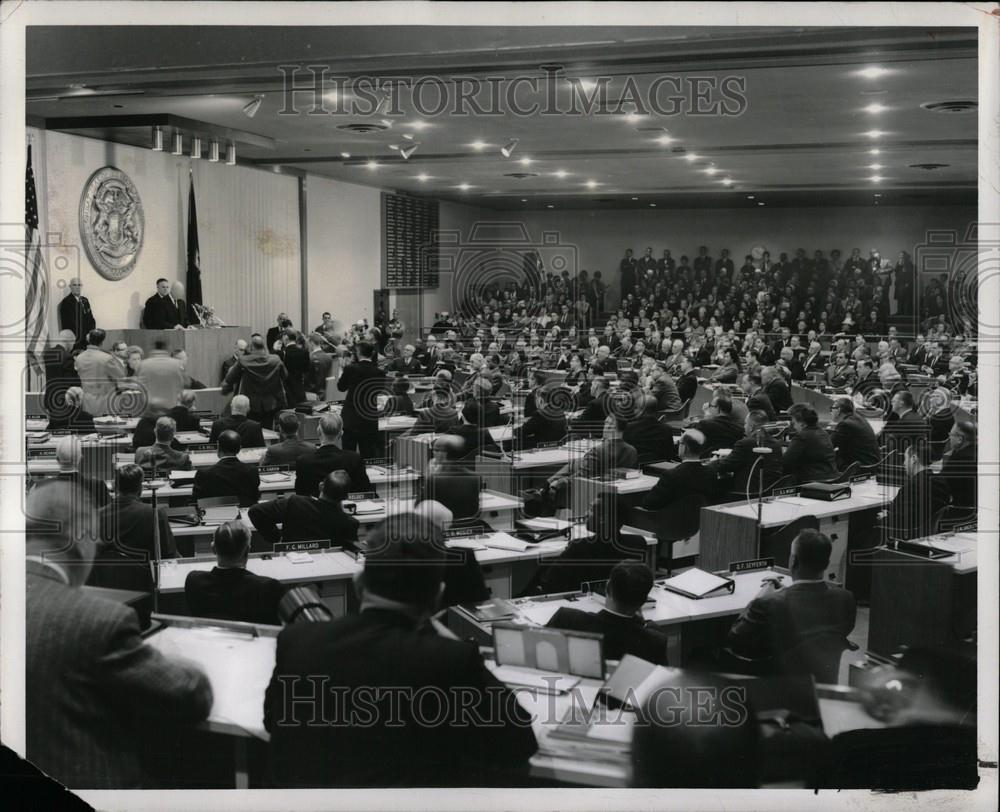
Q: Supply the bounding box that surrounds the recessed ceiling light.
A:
[746,195,755,199]
[863,103,887,114]
[869,148,881,155]
[704,167,719,175]
[554,170,568,178]
[409,121,431,130]
[458,183,471,190]
[546,204,554,209]
[684,153,700,162]
[865,130,884,138]
[869,163,883,170]
[721,178,734,186]
[624,112,647,124]
[857,66,890,79]
[519,157,533,166]
[417,173,430,181]
[501,138,519,158]
[757,201,765,206]
[649,203,657,208]
[366,160,378,170]
[575,79,598,92]
[470,140,487,151]
[585,180,599,189]
[656,134,674,145]
[873,193,882,197]
[870,175,883,182]
[340,152,351,159]
[631,196,639,201]
[521,198,527,202]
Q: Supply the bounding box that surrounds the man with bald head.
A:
[209,393,265,447]
[50,435,110,509]
[191,430,260,507]
[58,277,96,349]
[26,479,212,788]
[294,412,372,496]
[134,416,192,474]
[250,470,359,546]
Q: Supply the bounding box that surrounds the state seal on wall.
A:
[79,166,144,280]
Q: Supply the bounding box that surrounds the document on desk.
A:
[259,472,292,484]
[491,664,580,693]
[351,499,386,515]
[147,626,276,738]
[775,497,817,507]
[519,517,572,532]
[484,533,532,552]
[517,597,600,627]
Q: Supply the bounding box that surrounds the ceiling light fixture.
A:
[757,201,765,206]
[171,132,184,156]
[519,157,533,166]
[869,148,881,155]
[869,163,883,170]
[631,196,639,201]
[208,141,220,162]
[586,180,598,189]
[190,137,201,160]
[242,95,264,118]
[340,152,351,159]
[225,143,236,166]
[554,170,568,178]
[857,66,890,79]
[863,103,887,114]
[865,129,884,138]
[417,173,430,181]
[649,203,657,208]
[657,134,674,145]
[470,140,487,151]
[874,193,882,197]
[546,204,554,209]
[870,175,883,182]
[367,160,378,170]
[684,153,700,162]
[501,138,519,158]
[409,121,431,130]
[721,178,733,186]
[704,166,719,175]
[458,183,471,190]
[399,142,420,160]
[746,195,755,199]
[151,126,163,152]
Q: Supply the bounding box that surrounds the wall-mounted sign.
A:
[79,166,144,280]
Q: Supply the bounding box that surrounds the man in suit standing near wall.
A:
[58,277,96,349]
[26,480,212,789]
[337,341,387,458]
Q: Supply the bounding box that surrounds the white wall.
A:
[34,127,300,337]
[304,174,381,334]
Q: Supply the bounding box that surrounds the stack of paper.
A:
[484,533,532,552]
[659,568,732,599]
[259,472,291,484]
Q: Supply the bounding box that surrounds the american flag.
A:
[25,143,49,379]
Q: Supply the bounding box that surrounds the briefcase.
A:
[799,482,852,501]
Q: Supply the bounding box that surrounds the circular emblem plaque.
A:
[79,166,144,280]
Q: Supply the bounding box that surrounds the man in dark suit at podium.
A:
[57,278,95,349]
[142,278,185,330]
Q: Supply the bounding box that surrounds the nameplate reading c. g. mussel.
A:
[729,557,775,573]
[274,539,330,554]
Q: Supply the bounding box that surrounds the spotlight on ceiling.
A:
[684,153,700,162]
[151,126,163,152]
[243,95,264,118]
[225,143,236,166]
[501,138,519,158]
[857,66,889,79]
[171,132,184,156]
[399,142,420,160]
[208,141,220,162]
[190,137,202,160]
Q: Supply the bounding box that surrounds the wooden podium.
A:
[103,326,247,389]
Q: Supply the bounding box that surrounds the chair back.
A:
[776,629,849,685]
[626,496,704,543]
[759,514,820,568]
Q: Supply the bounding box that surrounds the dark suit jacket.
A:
[763,379,793,412]
[451,424,501,459]
[831,414,881,470]
[27,563,212,788]
[167,405,201,432]
[569,393,608,438]
[536,534,647,595]
[728,580,857,661]
[337,359,387,437]
[263,608,537,787]
[184,566,286,625]
[514,412,568,449]
[643,460,717,509]
[388,355,424,376]
[548,607,668,664]
[623,415,677,464]
[261,438,317,466]
[209,414,266,447]
[711,434,785,493]
[294,444,372,496]
[382,393,416,417]
[939,444,976,508]
[57,294,96,342]
[48,471,109,510]
[222,350,288,415]
[694,413,745,452]
[89,495,177,593]
[191,457,260,507]
[141,293,183,330]
[134,442,192,474]
[249,495,360,545]
[782,426,839,483]
[676,371,698,404]
[746,390,776,421]
[46,406,95,434]
[280,345,311,405]
[886,468,950,540]
[801,353,827,377]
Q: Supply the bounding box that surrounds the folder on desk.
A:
[201,505,241,526]
[465,598,517,622]
[259,471,292,484]
[168,470,197,485]
[659,568,734,600]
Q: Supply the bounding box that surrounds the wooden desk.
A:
[699,480,898,579]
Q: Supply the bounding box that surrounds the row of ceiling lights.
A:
[150,126,237,165]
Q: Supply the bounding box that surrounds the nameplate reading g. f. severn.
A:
[79,166,144,281]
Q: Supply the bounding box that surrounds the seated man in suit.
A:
[380,376,416,417]
[644,429,718,509]
[45,386,95,433]
[26,480,212,789]
[783,403,839,484]
[185,521,286,625]
[547,561,669,665]
[134,416,192,474]
[263,512,537,787]
[513,387,568,450]
[249,470,359,546]
[939,420,977,508]
[828,398,881,470]
[727,529,856,669]
[89,463,177,593]
[569,376,611,438]
[387,343,424,376]
[675,355,699,404]
[464,377,503,426]
[884,444,950,540]
[761,366,792,413]
[294,412,372,496]
[261,411,316,467]
[521,369,548,418]
[707,409,785,495]
[825,351,856,389]
[451,400,502,461]
[739,372,776,421]
[49,435,109,509]
[209,394,266,447]
[410,384,460,434]
[167,389,202,432]
[800,341,827,379]
[623,394,677,464]
[691,393,745,453]
[191,430,260,507]
[548,416,638,507]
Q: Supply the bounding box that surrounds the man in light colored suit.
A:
[26,479,212,788]
[73,328,123,416]
[136,339,185,414]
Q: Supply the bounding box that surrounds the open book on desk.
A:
[658,568,734,600]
